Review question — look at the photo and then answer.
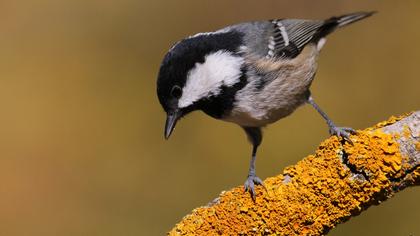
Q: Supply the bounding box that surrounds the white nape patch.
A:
[178,51,244,108]
[239,45,248,52]
[317,38,327,51]
[188,32,216,38]
[187,28,229,39]
[169,29,230,52]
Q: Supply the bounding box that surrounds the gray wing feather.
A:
[230,13,373,88]
[232,13,373,59]
[269,19,324,58]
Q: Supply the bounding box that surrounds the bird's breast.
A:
[223,44,319,127]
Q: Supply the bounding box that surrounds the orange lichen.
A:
[169,119,413,236]
[369,112,410,130]
[344,130,402,179]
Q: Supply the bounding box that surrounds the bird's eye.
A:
[171,85,182,99]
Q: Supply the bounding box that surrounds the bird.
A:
[156,12,375,199]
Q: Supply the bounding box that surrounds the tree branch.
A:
[169,111,420,235]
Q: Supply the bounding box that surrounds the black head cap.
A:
[157,31,244,111]
[156,31,244,138]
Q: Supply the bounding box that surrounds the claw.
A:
[244,175,265,200]
[329,126,356,144]
[343,127,357,134]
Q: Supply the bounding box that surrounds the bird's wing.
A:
[267,11,375,59]
[267,19,324,59]
[226,20,325,90]
[232,12,374,60]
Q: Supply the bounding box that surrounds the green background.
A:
[0,1,419,235]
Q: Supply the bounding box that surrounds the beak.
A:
[164,110,181,139]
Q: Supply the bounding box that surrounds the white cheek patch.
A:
[178,51,244,108]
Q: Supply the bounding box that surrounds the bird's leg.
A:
[242,127,264,200]
[244,145,264,199]
[307,95,356,142]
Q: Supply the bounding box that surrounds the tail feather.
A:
[335,11,376,28]
[313,11,376,40]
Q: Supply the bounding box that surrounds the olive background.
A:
[0,1,419,235]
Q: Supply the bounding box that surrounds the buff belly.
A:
[223,44,320,127]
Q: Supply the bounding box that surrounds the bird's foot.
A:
[329,126,356,143]
[244,174,264,200]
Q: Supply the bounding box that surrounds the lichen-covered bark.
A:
[169,111,420,236]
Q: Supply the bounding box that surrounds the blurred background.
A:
[0,0,419,235]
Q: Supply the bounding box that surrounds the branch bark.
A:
[169,111,420,235]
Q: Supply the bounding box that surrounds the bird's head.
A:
[156,31,246,139]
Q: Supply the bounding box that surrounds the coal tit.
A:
[157,12,374,199]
